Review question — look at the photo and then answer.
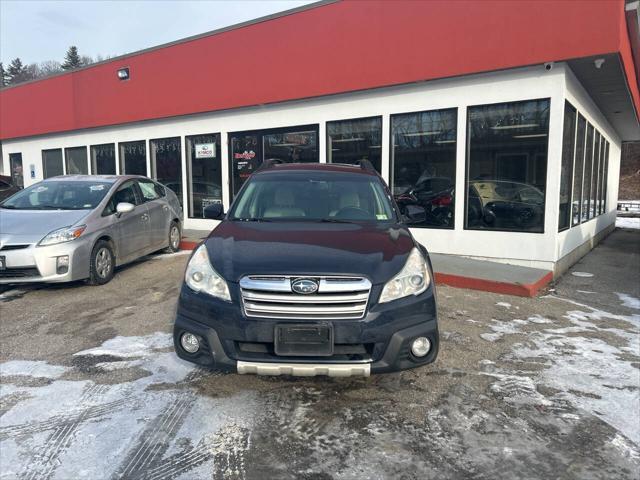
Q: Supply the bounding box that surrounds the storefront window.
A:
[602,140,609,214]
[582,124,594,222]
[186,134,222,218]
[42,149,64,178]
[465,99,549,233]
[391,108,457,228]
[327,117,382,172]
[591,132,601,218]
[119,141,147,176]
[150,137,182,204]
[598,137,606,215]
[230,125,318,196]
[91,143,116,175]
[65,147,88,175]
[572,114,586,226]
[558,102,576,231]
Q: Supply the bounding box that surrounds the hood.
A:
[205,221,416,285]
[0,209,90,242]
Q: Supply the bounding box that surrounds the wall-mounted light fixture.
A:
[594,58,605,69]
[117,67,130,80]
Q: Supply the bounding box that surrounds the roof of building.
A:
[0,0,638,141]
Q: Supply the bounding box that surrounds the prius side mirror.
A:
[116,202,135,216]
[204,203,225,220]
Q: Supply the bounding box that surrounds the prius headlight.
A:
[38,225,86,246]
[379,247,430,303]
[185,244,231,301]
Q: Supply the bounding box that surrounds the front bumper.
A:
[173,282,439,375]
[0,239,91,284]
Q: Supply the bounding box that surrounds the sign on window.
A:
[195,143,216,159]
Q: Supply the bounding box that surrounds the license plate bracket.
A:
[274,323,333,357]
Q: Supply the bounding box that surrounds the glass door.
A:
[9,153,23,189]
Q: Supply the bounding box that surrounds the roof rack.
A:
[257,159,284,171]
[356,159,377,173]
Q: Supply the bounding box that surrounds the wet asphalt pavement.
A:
[0,229,639,480]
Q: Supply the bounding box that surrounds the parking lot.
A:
[0,229,638,480]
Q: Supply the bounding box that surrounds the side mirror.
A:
[116,202,135,215]
[204,203,225,220]
[403,204,427,224]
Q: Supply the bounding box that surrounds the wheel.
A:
[166,221,181,253]
[88,240,115,285]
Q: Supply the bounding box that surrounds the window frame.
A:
[90,143,117,175]
[42,148,64,179]
[185,132,222,219]
[64,146,89,175]
[464,97,551,234]
[558,101,577,232]
[118,140,148,176]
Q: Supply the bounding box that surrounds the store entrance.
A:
[229,124,318,197]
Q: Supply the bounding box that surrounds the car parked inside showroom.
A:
[174,160,439,377]
[0,175,183,284]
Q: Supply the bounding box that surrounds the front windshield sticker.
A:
[89,185,105,191]
[33,186,48,193]
[376,214,389,220]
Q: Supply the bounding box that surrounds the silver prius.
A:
[0,175,183,285]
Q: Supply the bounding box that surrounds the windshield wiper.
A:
[0,204,16,209]
[318,218,354,223]
[232,217,272,222]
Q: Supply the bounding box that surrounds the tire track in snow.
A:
[19,383,110,480]
[114,395,195,479]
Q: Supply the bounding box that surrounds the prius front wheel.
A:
[88,240,115,285]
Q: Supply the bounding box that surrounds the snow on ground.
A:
[481,294,640,446]
[0,333,257,480]
[616,216,640,229]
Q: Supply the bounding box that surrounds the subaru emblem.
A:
[291,278,319,295]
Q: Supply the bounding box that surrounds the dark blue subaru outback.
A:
[173,161,439,377]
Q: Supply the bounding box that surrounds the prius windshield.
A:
[0,181,112,210]
[229,172,397,222]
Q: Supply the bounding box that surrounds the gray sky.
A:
[0,0,314,65]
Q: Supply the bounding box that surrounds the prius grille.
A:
[239,276,372,320]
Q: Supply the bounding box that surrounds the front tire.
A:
[166,221,181,253]
[88,240,115,285]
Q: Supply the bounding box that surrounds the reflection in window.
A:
[65,147,88,175]
[465,99,549,233]
[119,141,147,176]
[582,124,594,222]
[391,109,457,229]
[150,137,182,204]
[230,126,318,196]
[327,117,382,172]
[42,149,64,178]
[186,134,222,218]
[572,114,586,226]
[91,143,116,175]
[558,102,576,231]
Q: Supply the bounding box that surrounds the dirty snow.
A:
[482,295,640,445]
[495,302,511,308]
[616,293,640,310]
[572,271,594,278]
[0,333,257,480]
[616,216,640,229]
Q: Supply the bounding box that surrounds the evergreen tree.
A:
[7,58,26,84]
[0,62,6,87]
[62,46,82,70]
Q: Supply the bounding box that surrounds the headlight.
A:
[379,247,430,303]
[38,225,86,246]
[185,244,231,301]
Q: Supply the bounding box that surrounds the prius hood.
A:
[204,221,417,285]
[0,208,90,242]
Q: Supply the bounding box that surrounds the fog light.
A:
[411,337,431,357]
[56,255,69,274]
[180,332,200,353]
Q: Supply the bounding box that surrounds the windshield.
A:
[0,181,112,210]
[228,172,396,222]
